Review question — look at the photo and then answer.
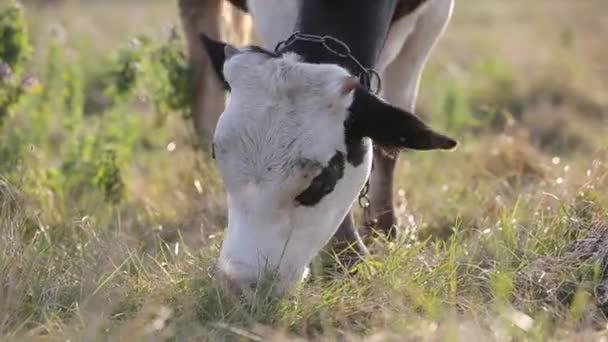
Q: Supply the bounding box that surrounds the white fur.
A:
[379,0,454,110]
[247,0,300,49]
[376,1,432,74]
[214,51,373,294]
[215,0,453,294]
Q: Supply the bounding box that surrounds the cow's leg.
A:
[329,212,369,268]
[369,0,454,238]
[178,0,226,140]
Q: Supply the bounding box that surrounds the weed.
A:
[0,1,607,340]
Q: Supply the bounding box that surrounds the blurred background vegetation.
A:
[0,0,607,340]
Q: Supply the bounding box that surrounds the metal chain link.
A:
[275,32,381,231]
[358,179,377,231]
[274,31,382,95]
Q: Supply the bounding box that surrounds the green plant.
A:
[94,149,125,205]
[0,1,33,125]
[102,31,191,122]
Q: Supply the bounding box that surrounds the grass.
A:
[1,0,608,340]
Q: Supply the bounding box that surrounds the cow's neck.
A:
[283,0,399,74]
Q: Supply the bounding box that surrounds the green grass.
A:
[1,0,608,340]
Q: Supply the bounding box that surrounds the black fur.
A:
[295,151,346,206]
[199,34,231,90]
[245,46,279,58]
[393,0,429,20]
[224,0,426,29]
[346,86,457,151]
[199,34,280,91]
[283,0,399,75]
[226,0,248,12]
[345,135,368,167]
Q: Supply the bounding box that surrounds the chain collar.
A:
[274,31,382,95]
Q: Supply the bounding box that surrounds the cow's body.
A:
[180,0,455,295]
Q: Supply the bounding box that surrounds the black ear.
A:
[346,86,458,151]
[199,34,232,90]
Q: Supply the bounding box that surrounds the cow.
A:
[181,0,456,296]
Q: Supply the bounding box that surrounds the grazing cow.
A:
[189,0,456,296]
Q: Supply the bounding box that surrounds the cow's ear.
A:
[346,86,458,151]
[199,34,239,90]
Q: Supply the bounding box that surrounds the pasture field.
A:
[1,0,607,340]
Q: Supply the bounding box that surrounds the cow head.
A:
[200,35,457,296]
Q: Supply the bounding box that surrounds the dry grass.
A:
[1,0,608,340]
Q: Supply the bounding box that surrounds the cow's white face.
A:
[214,48,373,295]
[201,36,457,296]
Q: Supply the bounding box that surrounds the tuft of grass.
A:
[0,0,607,340]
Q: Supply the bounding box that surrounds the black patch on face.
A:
[295,151,346,206]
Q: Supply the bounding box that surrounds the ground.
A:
[1,0,608,340]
